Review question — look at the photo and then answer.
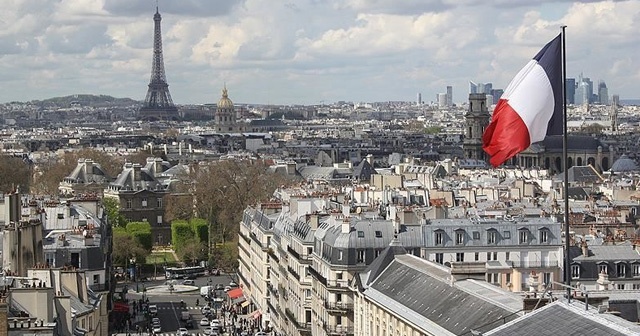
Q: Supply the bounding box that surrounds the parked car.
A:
[200,317,210,326]
[152,322,161,333]
[182,280,195,286]
[215,283,224,290]
[177,328,189,336]
[209,319,220,328]
[229,281,238,288]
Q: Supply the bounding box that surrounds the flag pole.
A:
[561,25,571,302]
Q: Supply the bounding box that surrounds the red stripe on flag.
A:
[482,99,531,167]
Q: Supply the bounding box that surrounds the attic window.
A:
[375,231,383,238]
[57,213,64,219]
[357,231,365,238]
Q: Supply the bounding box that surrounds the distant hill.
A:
[621,99,640,106]
[28,94,141,108]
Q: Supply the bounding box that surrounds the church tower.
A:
[215,86,236,133]
[463,93,491,160]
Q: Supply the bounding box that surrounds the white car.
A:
[254,332,268,336]
[148,304,158,315]
[152,323,161,333]
[177,328,189,336]
[200,317,210,326]
[209,318,220,328]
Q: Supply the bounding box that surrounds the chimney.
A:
[341,218,350,234]
[596,270,611,290]
[366,154,373,165]
[581,241,589,257]
[308,213,319,230]
[286,162,297,175]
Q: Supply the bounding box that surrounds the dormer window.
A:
[616,262,626,277]
[434,230,444,246]
[572,264,580,279]
[375,231,382,238]
[487,229,498,245]
[539,227,549,243]
[598,262,608,274]
[633,263,640,277]
[518,229,529,244]
[357,231,365,238]
[455,230,465,245]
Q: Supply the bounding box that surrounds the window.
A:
[473,231,480,240]
[375,250,381,258]
[572,265,580,279]
[307,247,313,255]
[93,274,100,284]
[487,252,492,261]
[487,230,497,244]
[45,252,55,267]
[157,215,163,224]
[506,252,510,261]
[435,231,444,245]
[455,231,464,245]
[503,231,511,239]
[456,253,464,262]
[634,284,640,290]
[357,250,365,263]
[493,252,498,260]
[337,272,343,280]
[519,230,528,244]
[375,230,383,238]
[475,252,479,261]
[633,264,640,277]
[142,198,148,207]
[126,199,132,209]
[357,231,365,238]
[157,197,163,207]
[336,293,342,302]
[617,263,626,277]
[617,283,625,290]
[543,272,551,285]
[505,273,511,284]
[338,251,343,260]
[57,213,64,219]
[435,253,443,264]
[540,230,548,243]
[599,264,608,274]
[493,273,499,283]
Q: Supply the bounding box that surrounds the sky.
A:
[0,0,639,105]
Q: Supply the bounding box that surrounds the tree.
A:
[177,238,206,266]
[112,228,148,266]
[126,222,153,251]
[0,156,32,193]
[103,197,128,228]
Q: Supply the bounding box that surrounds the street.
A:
[114,273,238,336]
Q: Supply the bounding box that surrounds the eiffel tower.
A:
[139,6,178,121]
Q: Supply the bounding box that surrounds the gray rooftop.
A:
[573,243,640,262]
[486,299,640,336]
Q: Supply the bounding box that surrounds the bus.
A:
[165,266,206,279]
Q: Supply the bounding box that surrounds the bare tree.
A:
[0,155,32,193]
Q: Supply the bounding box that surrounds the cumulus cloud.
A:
[0,0,638,104]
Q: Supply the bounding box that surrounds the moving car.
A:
[148,305,158,316]
[152,322,162,333]
[209,318,220,328]
[182,279,195,286]
[215,283,224,290]
[177,328,189,336]
[200,317,210,326]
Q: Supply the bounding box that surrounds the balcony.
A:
[510,259,559,268]
[267,283,279,299]
[237,270,251,291]
[308,266,327,286]
[250,232,264,249]
[288,245,301,260]
[324,301,354,313]
[326,279,350,291]
[322,323,354,335]
[238,231,251,245]
[288,266,300,281]
[268,248,280,263]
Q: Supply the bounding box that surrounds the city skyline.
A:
[1,0,639,105]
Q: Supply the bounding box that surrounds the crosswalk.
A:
[112,333,218,336]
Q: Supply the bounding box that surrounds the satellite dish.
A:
[356,207,362,214]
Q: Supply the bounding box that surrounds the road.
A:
[118,273,236,336]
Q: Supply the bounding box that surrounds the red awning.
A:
[227,288,243,300]
[113,302,129,312]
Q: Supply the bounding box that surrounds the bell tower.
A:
[463,93,491,160]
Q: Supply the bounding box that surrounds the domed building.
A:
[215,86,245,133]
[610,154,638,173]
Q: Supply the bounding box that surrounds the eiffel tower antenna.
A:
[139,2,178,121]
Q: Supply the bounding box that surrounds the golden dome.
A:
[217,86,234,109]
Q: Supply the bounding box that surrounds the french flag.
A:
[482,34,563,167]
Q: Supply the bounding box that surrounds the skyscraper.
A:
[139,6,178,121]
[598,80,609,105]
[446,86,453,106]
[416,93,422,106]
[565,78,576,104]
[469,81,477,94]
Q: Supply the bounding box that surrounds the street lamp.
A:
[130,256,137,292]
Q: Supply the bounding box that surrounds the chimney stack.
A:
[581,241,589,257]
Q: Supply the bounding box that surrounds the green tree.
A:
[126,222,153,251]
[177,238,206,266]
[0,155,32,193]
[103,197,128,228]
[112,227,148,266]
[171,220,194,253]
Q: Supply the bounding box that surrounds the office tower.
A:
[491,89,504,104]
[576,81,590,106]
[583,77,594,103]
[446,86,453,106]
[469,81,477,94]
[486,94,494,106]
[611,94,619,132]
[566,78,576,104]
[483,83,493,94]
[437,93,448,108]
[598,80,609,105]
[139,6,178,120]
[417,93,422,106]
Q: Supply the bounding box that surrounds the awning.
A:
[232,296,246,304]
[113,302,129,312]
[240,300,250,308]
[228,288,243,300]
[250,309,262,319]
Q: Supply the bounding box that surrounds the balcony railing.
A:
[250,232,263,249]
[288,245,301,260]
[324,300,354,312]
[510,259,559,268]
[237,271,251,291]
[238,231,251,244]
[308,266,327,286]
[285,308,302,329]
[326,280,350,290]
[323,323,354,335]
[268,248,280,263]
[288,266,300,281]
